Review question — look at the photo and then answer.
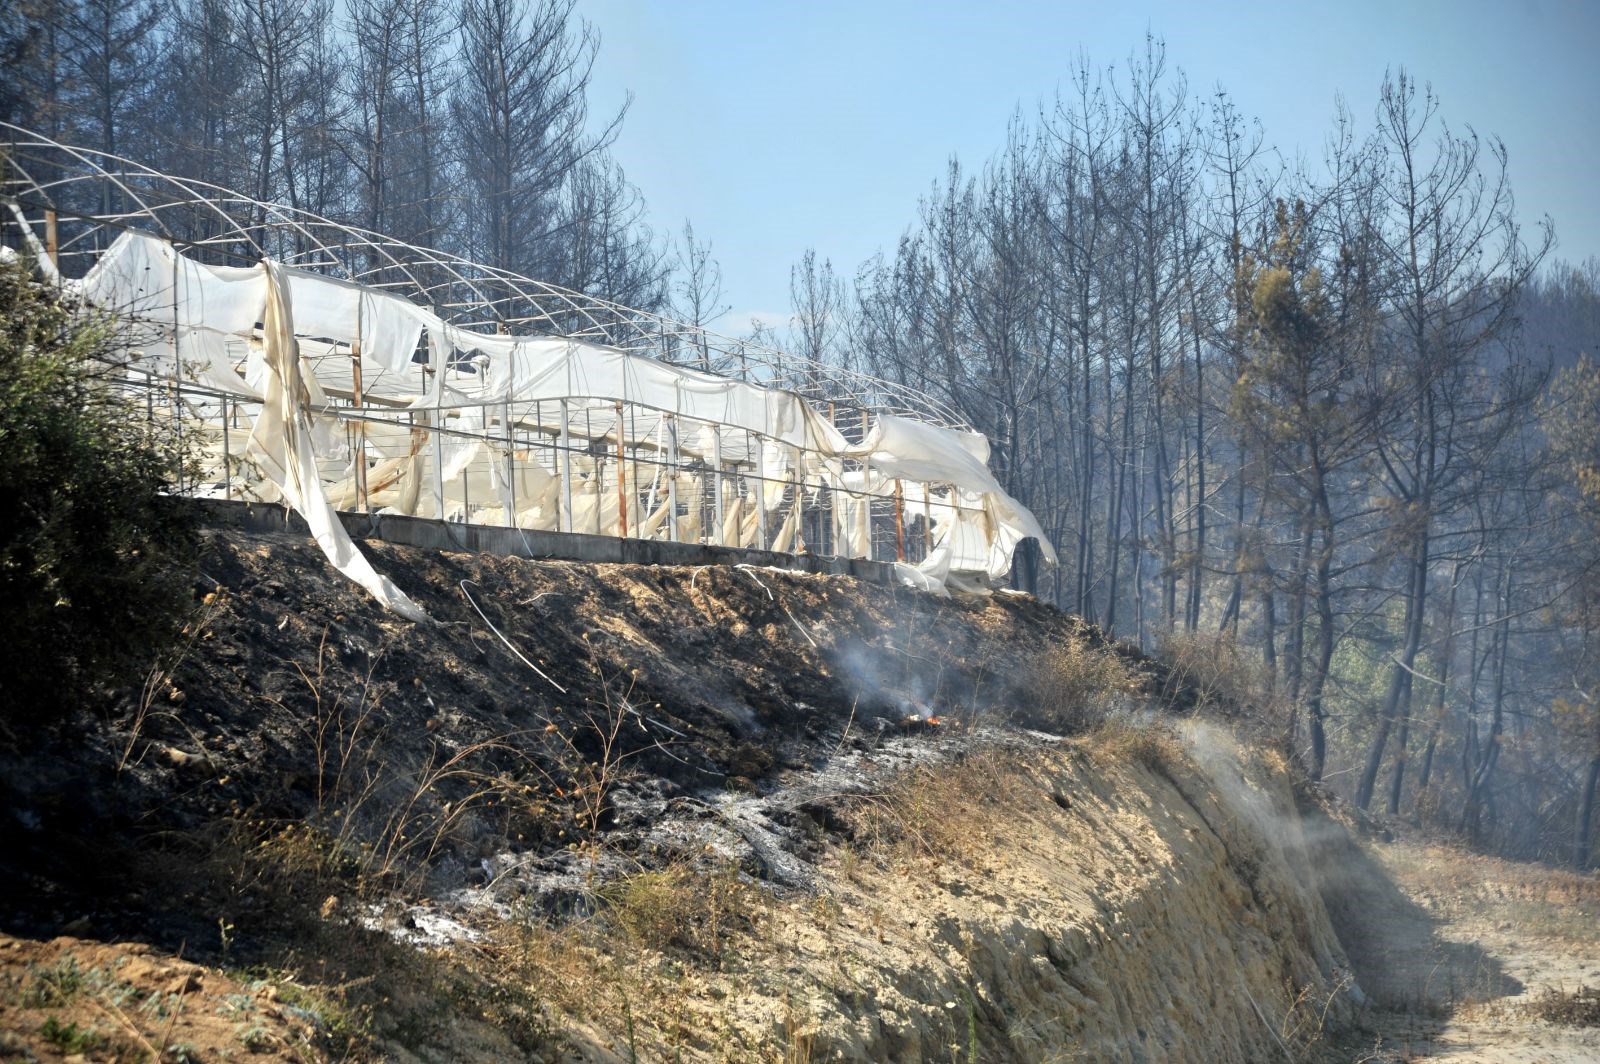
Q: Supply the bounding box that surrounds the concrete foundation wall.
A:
[186,498,901,585]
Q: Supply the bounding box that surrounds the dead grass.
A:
[1377,842,1600,946]
[469,859,766,1058]
[842,714,1187,875]
[1157,631,1292,750]
[1158,631,1271,710]
[843,747,1030,867]
[1525,985,1600,1026]
[278,631,574,894]
[1275,972,1355,1060]
[98,625,704,1061]
[601,862,763,970]
[0,936,325,1064]
[1084,714,1189,773]
[1031,633,1137,732]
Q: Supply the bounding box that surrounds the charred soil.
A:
[4,524,1578,1061]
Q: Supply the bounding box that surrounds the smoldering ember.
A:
[1,3,1597,1061]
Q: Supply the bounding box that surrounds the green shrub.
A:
[0,257,194,734]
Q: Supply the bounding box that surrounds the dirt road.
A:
[1344,841,1600,1063]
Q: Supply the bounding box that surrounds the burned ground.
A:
[0,525,1169,953]
[4,526,1593,1062]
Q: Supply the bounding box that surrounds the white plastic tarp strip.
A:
[245,260,429,622]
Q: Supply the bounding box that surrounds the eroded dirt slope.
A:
[11,525,1579,1062]
[538,726,1365,1063]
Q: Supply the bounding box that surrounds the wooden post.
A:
[894,478,906,562]
[43,209,57,270]
[923,483,933,558]
[614,400,628,538]
[351,337,369,512]
[792,443,805,552]
[712,426,724,546]
[665,414,678,543]
[558,398,573,533]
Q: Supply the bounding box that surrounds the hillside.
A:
[0,525,1595,1061]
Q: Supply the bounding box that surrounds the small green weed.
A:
[21,957,86,1007]
[38,1016,107,1054]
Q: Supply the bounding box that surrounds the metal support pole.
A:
[171,254,183,493]
[860,410,871,558]
[430,415,446,520]
[589,407,601,535]
[351,337,369,512]
[503,396,516,524]
[558,398,573,533]
[221,396,232,500]
[826,402,838,557]
[755,435,768,549]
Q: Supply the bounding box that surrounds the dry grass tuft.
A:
[1157,630,1289,735]
[845,747,1029,867]
[1525,985,1600,1026]
[1031,635,1137,732]
[601,862,761,970]
[470,860,763,1057]
[1085,714,1188,773]
[471,915,598,1045]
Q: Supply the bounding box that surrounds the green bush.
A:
[0,256,195,734]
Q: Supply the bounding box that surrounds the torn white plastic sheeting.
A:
[848,414,994,493]
[848,415,1056,573]
[462,334,842,454]
[895,549,951,595]
[62,228,1056,602]
[82,231,267,336]
[246,259,429,623]
[78,231,268,401]
[285,268,428,376]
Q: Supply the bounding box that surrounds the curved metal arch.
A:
[0,122,971,429]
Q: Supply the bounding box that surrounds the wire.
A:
[458,579,567,694]
[735,564,820,649]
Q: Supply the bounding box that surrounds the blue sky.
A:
[581,0,1600,333]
